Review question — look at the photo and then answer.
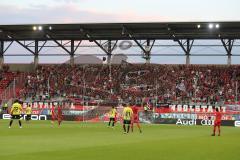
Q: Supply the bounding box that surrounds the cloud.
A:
[0,3,171,64]
[0,3,170,24]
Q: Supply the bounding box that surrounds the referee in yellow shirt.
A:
[122,103,133,134]
[9,99,23,128]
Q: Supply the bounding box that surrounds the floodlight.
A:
[38,26,42,31]
[33,26,37,31]
[209,24,214,29]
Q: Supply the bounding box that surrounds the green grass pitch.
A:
[0,120,239,160]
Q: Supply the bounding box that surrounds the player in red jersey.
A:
[131,104,142,133]
[50,106,56,127]
[212,107,222,136]
[57,105,63,127]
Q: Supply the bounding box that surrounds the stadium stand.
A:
[1,64,239,106]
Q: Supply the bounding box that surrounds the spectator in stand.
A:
[14,64,240,106]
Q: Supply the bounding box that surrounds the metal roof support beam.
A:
[0,41,13,69]
[38,41,47,53]
[221,39,234,55]
[34,54,39,70]
[142,40,155,62]
[221,39,234,65]
[2,32,36,55]
[227,55,231,66]
[92,40,110,55]
[107,40,112,64]
[0,41,4,70]
[70,40,82,55]
[0,41,3,57]
[144,39,155,62]
[70,40,74,56]
[148,40,155,53]
[62,40,71,46]
[25,41,35,47]
[122,26,155,62]
[34,40,47,56]
[111,40,118,53]
[186,55,190,65]
[70,40,75,65]
[70,54,74,65]
[14,40,35,55]
[123,26,147,53]
[107,40,111,53]
[106,40,118,54]
[176,39,194,65]
[34,40,39,69]
[106,40,118,64]
[3,53,240,57]
[47,37,71,54]
[74,41,82,53]
[35,40,39,55]
[46,33,82,55]
[3,41,13,54]
[79,28,110,55]
[176,39,194,55]
[142,40,152,63]
[69,40,82,65]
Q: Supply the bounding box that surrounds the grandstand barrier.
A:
[151,118,235,126]
[1,110,239,127]
[0,113,238,127]
[1,100,240,126]
[235,121,240,127]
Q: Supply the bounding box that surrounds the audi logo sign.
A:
[200,119,214,126]
[175,119,215,126]
[235,121,240,127]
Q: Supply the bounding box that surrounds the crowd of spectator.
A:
[15,64,240,105]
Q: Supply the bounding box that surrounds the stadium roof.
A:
[0,22,240,41]
[0,22,240,60]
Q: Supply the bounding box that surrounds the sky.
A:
[1,0,240,64]
[1,0,240,24]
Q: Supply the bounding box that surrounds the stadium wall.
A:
[6,63,35,72]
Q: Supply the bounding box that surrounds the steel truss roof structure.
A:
[0,22,240,61]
